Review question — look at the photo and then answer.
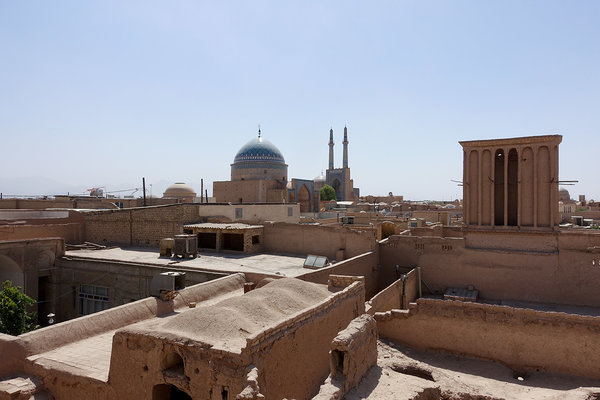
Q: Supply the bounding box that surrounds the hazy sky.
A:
[1,1,599,201]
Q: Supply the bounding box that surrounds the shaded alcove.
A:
[223,233,244,251]
[494,149,505,226]
[152,384,191,400]
[0,255,24,289]
[297,185,310,213]
[507,148,519,226]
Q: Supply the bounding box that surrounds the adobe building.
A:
[0,275,367,400]
[325,126,359,201]
[162,182,197,203]
[5,133,600,399]
[287,126,360,210]
[182,222,264,253]
[460,135,562,230]
[287,178,320,213]
[213,130,289,204]
[214,127,360,213]
[379,134,600,309]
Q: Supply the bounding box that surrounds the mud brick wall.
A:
[84,204,202,247]
[376,298,600,380]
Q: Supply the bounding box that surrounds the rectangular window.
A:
[79,285,109,316]
[235,208,243,219]
[288,207,293,217]
[252,235,260,244]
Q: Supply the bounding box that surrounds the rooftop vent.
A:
[150,271,186,300]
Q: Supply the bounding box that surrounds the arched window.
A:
[507,148,518,226]
[494,149,505,226]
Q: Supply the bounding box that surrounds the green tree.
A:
[0,281,38,336]
[320,184,337,201]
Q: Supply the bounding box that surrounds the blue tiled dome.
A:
[233,137,286,164]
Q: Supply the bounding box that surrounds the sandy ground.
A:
[345,340,600,400]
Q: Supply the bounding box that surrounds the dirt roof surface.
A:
[346,340,600,400]
[129,278,332,351]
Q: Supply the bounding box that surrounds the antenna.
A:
[558,180,578,186]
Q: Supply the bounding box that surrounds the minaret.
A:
[343,126,349,168]
[328,128,334,170]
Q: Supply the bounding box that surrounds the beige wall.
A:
[313,314,378,400]
[263,222,376,261]
[198,203,299,224]
[83,204,301,248]
[0,210,84,243]
[213,179,286,204]
[367,268,419,313]
[246,281,365,400]
[0,223,83,243]
[300,252,378,299]
[411,211,450,225]
[377,298,600,379]
[0,333,25,377]
[52,257,229,323]
[379,230,600,307]
[83,204,199,247]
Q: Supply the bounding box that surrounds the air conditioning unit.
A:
[173,234,198,258]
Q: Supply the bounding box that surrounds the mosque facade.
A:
[325,126,358,202]
[213,127,359,213]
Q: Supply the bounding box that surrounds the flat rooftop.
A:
[125,279,333,352]
[64,247,309,278]
[27,283,244,382]
[183,222,263,230]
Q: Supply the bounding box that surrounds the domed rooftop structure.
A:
[314,174,326,183]
[559,187,571,202]
[313,172,326,189]
[231,130,288,182]
[163,182,197,202]
[234,136,286,164]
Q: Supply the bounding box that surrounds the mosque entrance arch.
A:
[297,185,311,213]
[0,255,24,289]
[331,179,341,200]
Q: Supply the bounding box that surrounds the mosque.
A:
[213,127,359,212]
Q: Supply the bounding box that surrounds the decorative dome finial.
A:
[258,124,261,138]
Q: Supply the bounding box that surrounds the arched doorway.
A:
[331,179,341,201]
[0,255,24,289]
[297,185,311,213]
[152,384,192,400]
